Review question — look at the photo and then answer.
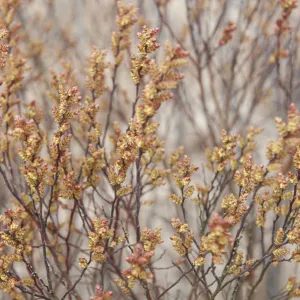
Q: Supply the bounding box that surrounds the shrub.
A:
[0,0,300,299]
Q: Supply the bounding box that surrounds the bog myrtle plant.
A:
[0,0,300,299]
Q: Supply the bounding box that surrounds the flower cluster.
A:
[0,208,34,298]
[136,41,188,123]
[0,0,21,61]
[119,228,162,291]
[131,26,160,85]
[170,218,194,256]
[11,116,47,199]
[86,48,108,98]
[112,1,137,65]
[281,0,298,19]
[268,104,300,163]
[271,0,297,61]
[109,127,139,186]
[206,128,262,173]
[228,252,243,275]
[195,213,233,265]
[287,215,300,244]
[0,253,24,299]
[88,218,114,263]
[140,228,163,251]
[50,84,82,199]
[0,208,33,254]
[219,21,236,46]
[292,247,300,262]
[169,155,198,205]
[228,253,254,277]
[205,130,237,172]
[110,27,187,193]
[286,276,300,297]
[90,285,112,300]
[272,247,290,263]
[122,243,153,285]
[222,193,248,225]
[81,146,106,188]
[0,29,8,69]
